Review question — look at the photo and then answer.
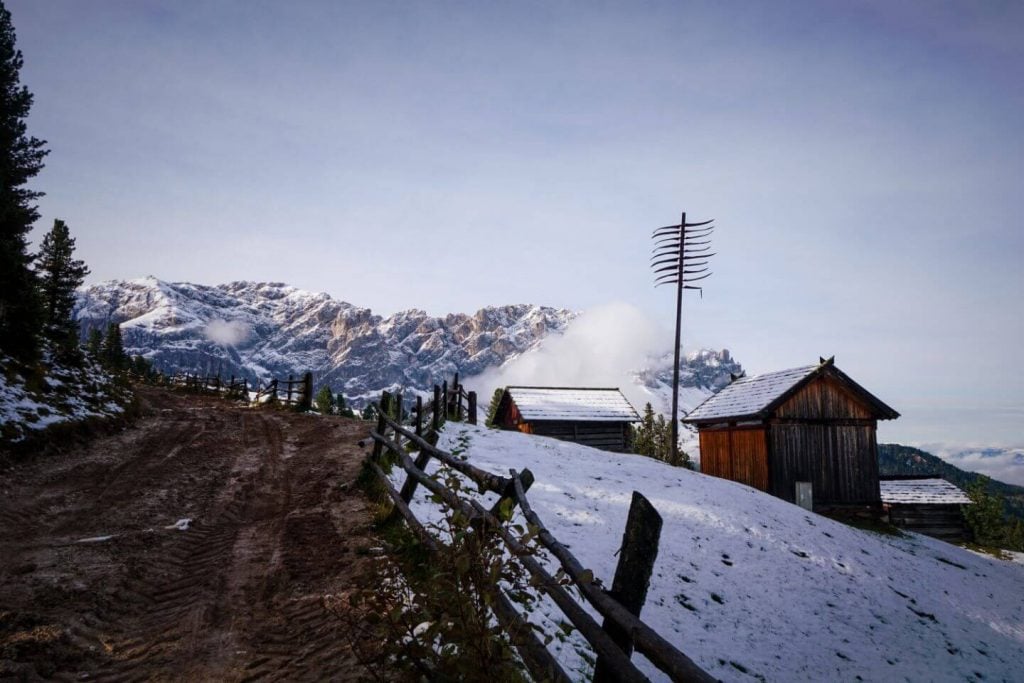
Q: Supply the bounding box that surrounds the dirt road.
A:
[0,387,382,681]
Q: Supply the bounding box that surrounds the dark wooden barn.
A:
[492,386,640,453]
[880,476,973,542]
[682,357,900,509]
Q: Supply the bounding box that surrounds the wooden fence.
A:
[164,370,314,410]
[366,378,712,683]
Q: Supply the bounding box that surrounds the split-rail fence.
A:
[366,375,712,683]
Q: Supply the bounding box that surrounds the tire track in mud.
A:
[0,388,379,681]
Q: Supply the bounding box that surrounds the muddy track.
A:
[0,387,383,681]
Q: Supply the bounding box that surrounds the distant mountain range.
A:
[74,278,741,408]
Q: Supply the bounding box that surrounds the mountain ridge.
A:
[74,278,740,409]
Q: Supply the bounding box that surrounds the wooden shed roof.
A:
[502,386,640,423]
[880,478,972,505]
[682,358,899,424]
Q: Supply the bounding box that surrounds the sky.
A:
[9,1,1024,452]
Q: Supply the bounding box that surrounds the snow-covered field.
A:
[393,424,1024,682]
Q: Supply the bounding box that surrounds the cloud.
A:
[465,302,667,411]
[918,443,1024,487]
[204,319,252,347]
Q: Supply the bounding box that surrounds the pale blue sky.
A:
[10,1,1024,448]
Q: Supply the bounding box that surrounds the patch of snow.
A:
[165,518,192,531]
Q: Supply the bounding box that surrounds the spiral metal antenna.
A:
[651,211,715,465]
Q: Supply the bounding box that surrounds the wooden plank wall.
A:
[887,504,969,542]
[775,375,872,420]
[531,421,630,453]
[698,429,768,492]
[768,424,880,504]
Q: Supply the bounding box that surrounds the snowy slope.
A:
[395,424,1024,682]
[0,352,130,444]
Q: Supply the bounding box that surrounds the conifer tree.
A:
[36,219,89,360]
[85,327,102,358]
[314,385,334,415]
[101,322,127,370]
[0,2,48,363]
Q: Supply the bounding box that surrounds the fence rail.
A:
[366,376,712,683]
[162,370,313,410]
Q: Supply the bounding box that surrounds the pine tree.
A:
[336,392,354,418]
[964,476,1006,547]
[314,385,334,415]
[361,403,378,421]
[0,2,48,363]
[85,327,102,358]
[36,219,89,361]
[484,388,504,427]
[632,402,693,469]
[101,322,127,370]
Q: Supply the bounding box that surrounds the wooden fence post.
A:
[468,391,477,425]
[287,374,294,404]
[593,492,664,683]
[441,380,448,421]
[453,373,461,420]
[299,371,313,411]
[395,391,403,422]
[415,395,423,437]
[372,391,391,461]
[432,384,441,432]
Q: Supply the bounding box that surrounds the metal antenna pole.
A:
[670,212,686,465]
[651,210,715,466]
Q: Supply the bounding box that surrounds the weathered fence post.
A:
[287,374,294,404]
[395,391,403,422]
[299,372,313,411]
[453,373,461,420]
[415,395,423,437]
[468,391,477,425]
[593,491,664,683]
[432,384,441,432]
[441,380,448,420]
[372,391,392,461]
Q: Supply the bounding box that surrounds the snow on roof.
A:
[683,365,818,422]
[506,387,640,422]
[880,479,973,505]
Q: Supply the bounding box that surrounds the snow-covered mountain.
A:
[74,278,742,410]
[74,278,578,403]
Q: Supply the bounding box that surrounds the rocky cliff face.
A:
[75,278,577,403]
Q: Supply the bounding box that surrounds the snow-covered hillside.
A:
[395,424,1024,682]
[0,351,130,445]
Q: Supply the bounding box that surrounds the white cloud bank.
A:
[203,319,252,347]
[919,443,1024,487]
[465,302,668,412]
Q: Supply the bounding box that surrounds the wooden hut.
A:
[682,357,899,509]
[492,386,640,453]
[880,476,973,542]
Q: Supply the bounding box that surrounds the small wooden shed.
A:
[880,476,973,542]
[493,386,640,453]
[682,357,899,509]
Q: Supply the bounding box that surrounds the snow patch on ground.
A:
[0,351,131,445]
[393,423,1024,682]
